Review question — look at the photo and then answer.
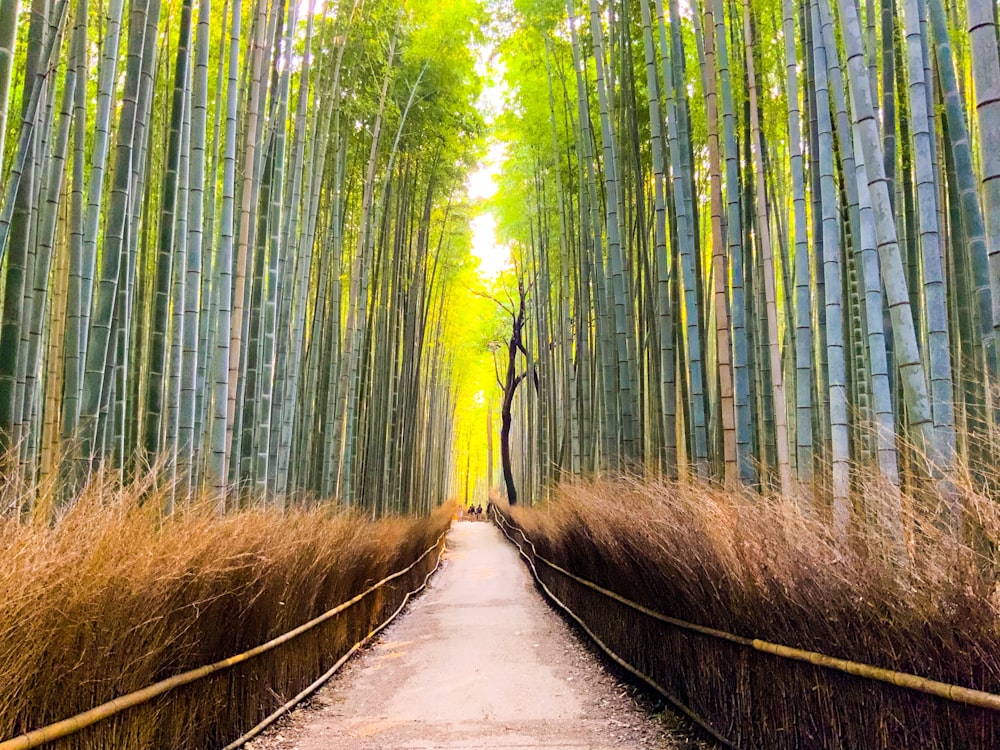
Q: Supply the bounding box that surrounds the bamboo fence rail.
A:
[0,529,448,750]
[491,507,1000,746]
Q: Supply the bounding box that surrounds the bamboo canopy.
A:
[0,0,483,515]
[2,0,1000,530]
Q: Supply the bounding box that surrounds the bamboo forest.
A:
[5,0,1000,744]
[5,0,1000,520]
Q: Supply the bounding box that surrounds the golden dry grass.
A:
[508,477,1000,748]
[0,471,452,749]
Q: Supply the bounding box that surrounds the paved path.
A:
[251,521,687,750]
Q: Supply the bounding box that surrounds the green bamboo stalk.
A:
[60,0,86,473]
[697,0,739,485]
[0,0,69,452]
[968,0,1000,379]
[838,0,947,512]
[146,0,193,461]
[638,0,677,476]
[588,0,636,466]
[334,21,399,503]
[901,0,957,460]
[710,0,752,484]
[0,0,18,165]
[567,0,616,471]
[853,130,902,490]
[656,0,709,474]
[782,0,813,483]
[253,0,298,492]
[195,0,229,483]
[273,0,317,496]
[74,0,125,443]
[116,0,164,469]
[179,0,211,480]
[20,10,78,467]
[226,0,269,485]
[743,0,792,496]
[166,72,192,505]
[810,0,850,530]
[208,0,243,495]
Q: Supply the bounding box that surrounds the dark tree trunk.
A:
[501,401,517,505]
[499,279,528,505]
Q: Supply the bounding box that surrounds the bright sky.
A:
[466,40,511,281]
[466,142,509,279]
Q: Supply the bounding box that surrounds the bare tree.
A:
[485,274,537,506]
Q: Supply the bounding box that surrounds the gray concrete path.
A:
[251,521,685,750]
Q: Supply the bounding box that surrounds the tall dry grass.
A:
[0,472,451,749]
[509,477,1000,748]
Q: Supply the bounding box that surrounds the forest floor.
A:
[247,521,704,750]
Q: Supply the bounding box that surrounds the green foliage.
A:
[0,0,491,512]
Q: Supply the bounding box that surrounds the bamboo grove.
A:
[0,0,485,514]
[490,0,1000,531]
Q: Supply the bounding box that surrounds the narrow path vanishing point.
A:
[250,521,693,750]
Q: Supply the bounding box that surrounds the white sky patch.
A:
[470,213,510,280]
[467,142,509,279]
[466,140,506,200]
[467,37,511,281]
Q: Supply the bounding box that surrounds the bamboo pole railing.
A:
[221,535,446,749]
[491,506,1000,741]
[0,529,448,750]
[490,507,740,748]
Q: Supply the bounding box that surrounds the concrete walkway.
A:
[251,521,684,750]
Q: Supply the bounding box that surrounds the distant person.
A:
[467,503,474,521]
[475,503,483,520]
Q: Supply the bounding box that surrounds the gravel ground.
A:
[245,522,710,750]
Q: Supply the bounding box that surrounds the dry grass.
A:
[0,471,452,749]
[509,477,1000,748]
